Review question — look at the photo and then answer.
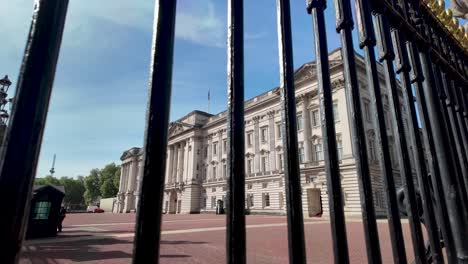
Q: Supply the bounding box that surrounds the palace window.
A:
[369,138,376,161]
[247,132,253,147]
[202,197,207,208]
[299,147,305,163]
[314,143,323,161]
[248,194,254,207]
[333,103,340,122]
[364,101,371,122]
[212,166,217,179]
[297,113,303,131]
[261,127,268,143]
[261,156,268,172]
[337,138,343,160]
[278,153,284,170]
[247,184,252,189]
[247,159,254,175]
[223,139,227,154]
[311,109,320,127]
[212,187,216,192]
[204,146,208,158]
[276,123,282,139]
[263,193,270,207]
[223,163,227,178]
[213,142,218,155]
[262,182,268,188]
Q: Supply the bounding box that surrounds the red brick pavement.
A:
[20,213,420,264]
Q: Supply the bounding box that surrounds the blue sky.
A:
[1,0,345,178]
[3,1,463,178]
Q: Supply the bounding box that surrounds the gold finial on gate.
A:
[423,0,467,51]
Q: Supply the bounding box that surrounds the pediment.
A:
[168,122,193,137]
[294,63,315,85]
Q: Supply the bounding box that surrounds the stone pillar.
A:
[124,157,138,212]
[118,164,126,193]
[207,135,212,180]
[165,145,173,184]
[135,160,143,210]
[127,158,138,192]
[268,111,276,171]
[300,95,312,163]
[218,130,223,180]
[117,164,126,213]
[184,139,191,182]
[253,116,260,173]
[172,144,179,184]
[178,142,185,182]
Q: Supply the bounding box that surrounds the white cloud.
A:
[175,1,225,48]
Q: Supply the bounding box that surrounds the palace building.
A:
[115,48,409,217]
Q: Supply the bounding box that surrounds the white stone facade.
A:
[116,49,409,217]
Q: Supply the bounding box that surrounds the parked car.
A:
[86,205,104,213]
[93,208,104,213]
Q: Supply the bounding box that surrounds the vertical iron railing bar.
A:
[388,2,443,262]
[332,0,382,262]
[452,83,468,160]
[306,1,349,263]
[398,1,457,260]
[371,7,427,263]
[430,65,467,208]
[354,0,408,261]
[226,0,247,263]
[406,42,457,264]
[132,1,177,263]
[445,80,468,185]
[431,26,468,193]
[460,87,468,142]
[0,1,69,263]
[409,1,468,260]
[275,0,307,263]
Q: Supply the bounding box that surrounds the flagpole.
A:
[208,89,211,113]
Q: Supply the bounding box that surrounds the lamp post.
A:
[0,75,12,126]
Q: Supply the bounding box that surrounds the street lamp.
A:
[0,75,12,125]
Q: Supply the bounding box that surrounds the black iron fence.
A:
[0,0,467,263]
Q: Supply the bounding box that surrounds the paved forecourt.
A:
[20,213,418,264]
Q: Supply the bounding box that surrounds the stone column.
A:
[124,157,138,212]
[135,160,143,210]
[165,145,173,184]
[301,95,312,163]
[268,111,276,171]
[117,164,126,213]
[172,144,179,184]
[184,139,191,182]
[118,164,126,193]
[218,130,223,180]
[178,142,185,182]
[253,116,260,173]
[127,158,138,192]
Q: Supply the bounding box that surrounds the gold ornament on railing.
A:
[423,0,467,50]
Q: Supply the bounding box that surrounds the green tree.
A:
[99,163,120,198]
[59,176,85,209]
[35,175,61,186]
[84,169,101,205]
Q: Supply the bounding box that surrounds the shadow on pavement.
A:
[20,237,206,263]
